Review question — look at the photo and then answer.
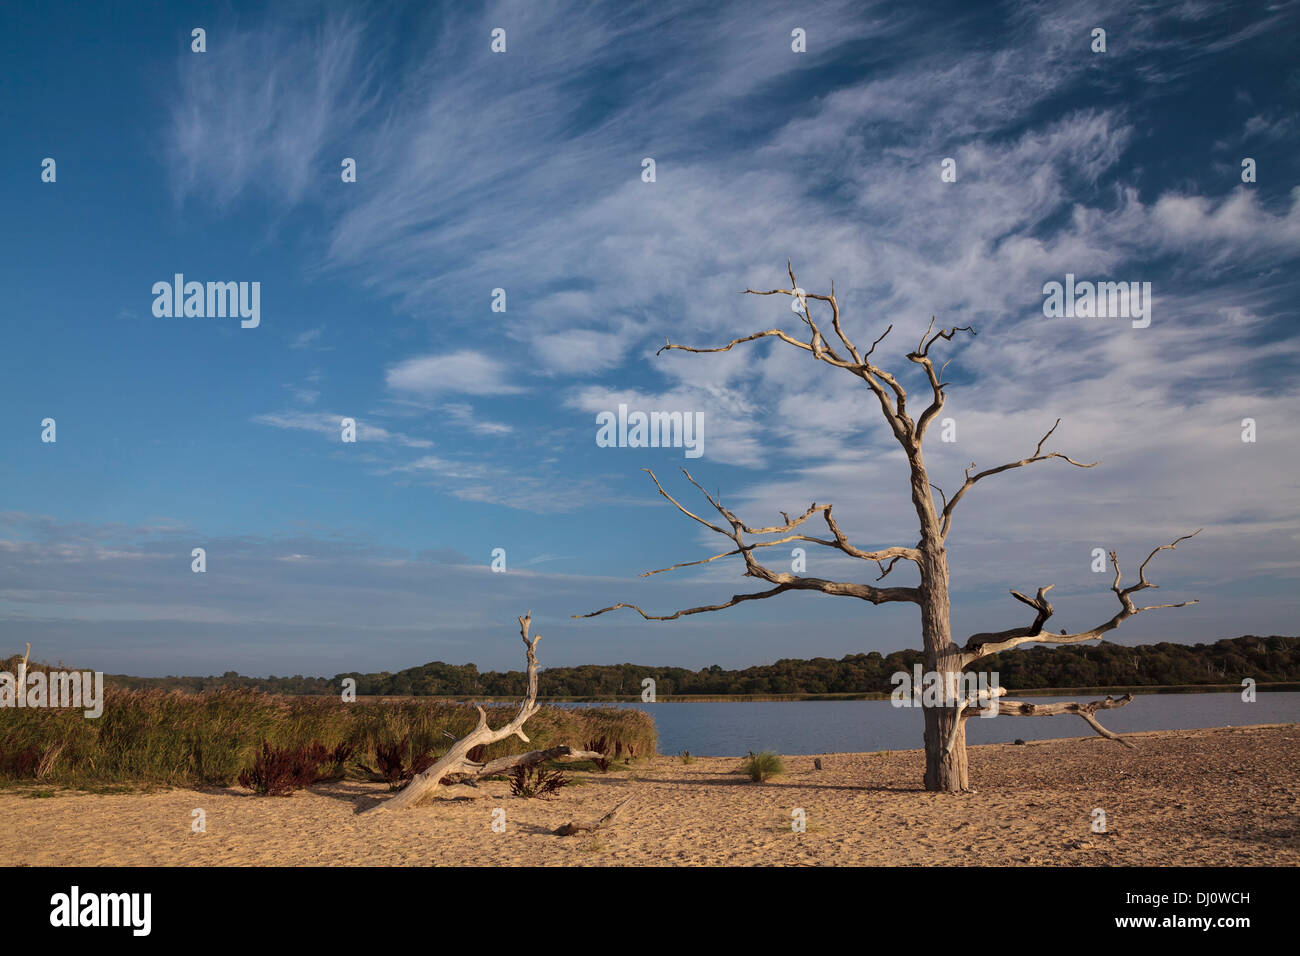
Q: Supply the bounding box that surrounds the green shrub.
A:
[739,750,784,782]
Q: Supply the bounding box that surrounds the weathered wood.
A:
[477,745,604,777]
[368,613,546,812]
[979,694,1138,749]
[554,795,634,836]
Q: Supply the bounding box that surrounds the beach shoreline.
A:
[1,724,1295,867]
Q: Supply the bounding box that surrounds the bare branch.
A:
[864,324,892,360]
[964,533,1200,664]
[876,555,903,580]
[818,503,919,563]
[575,467,922,619]
[909,319,977,441]
[963,586,1055,654]
[370,613,595,811]
[555,794,635,836]
[575,587,796,620]
[640,533,917,578]
[576,568,919,620]
[642,468,730,536]
[659,266,920,446]
[945,684,1007,755]
[928,482,948,512]
[979,694,1137,749]
[633,470,919,579]
[659,326,851,369]
[477,745,605,777]
[1135,530,1202,588]
[941,419,1099,539]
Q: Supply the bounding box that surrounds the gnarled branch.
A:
[368,613,593,811]
[658,265,920,448]
[971,694,1137,749]
[576,469,921,621]
[963,532,1200,665]
[909,316,977,443]
[963,586,1055,655]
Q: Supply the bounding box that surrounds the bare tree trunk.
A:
[918,547,968,793]
[923,706,968,792]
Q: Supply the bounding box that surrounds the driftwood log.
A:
[554,795,634,836]
[366,613,600,811]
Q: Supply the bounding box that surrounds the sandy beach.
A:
[1,724,1295,866]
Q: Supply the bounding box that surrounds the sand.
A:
[1,724,1295,866]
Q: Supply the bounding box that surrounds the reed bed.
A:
[0,688,657,789]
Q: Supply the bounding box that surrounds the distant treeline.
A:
[93,635,1300,697]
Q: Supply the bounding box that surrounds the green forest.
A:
[95,634,1300,697]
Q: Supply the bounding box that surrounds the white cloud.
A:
[167,12,376,207]
[385,351,525,396]
[254,411,433,448]
[441,403,513,436]
[153,0,1300,649]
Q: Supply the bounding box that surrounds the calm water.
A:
[568,692,1300,755]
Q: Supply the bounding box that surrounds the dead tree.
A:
[367,612,601,811]
[578,263,1198,793]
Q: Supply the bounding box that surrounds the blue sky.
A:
[1,0,1298,676]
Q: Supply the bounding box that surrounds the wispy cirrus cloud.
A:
[63,0,1297,667]
[253,410,433,448]
[441,402,513,436]
[167,12,379,207]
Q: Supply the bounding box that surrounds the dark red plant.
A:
[585,735,612,772]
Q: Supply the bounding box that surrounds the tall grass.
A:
[0,689,657,789]
[739,750,784,783]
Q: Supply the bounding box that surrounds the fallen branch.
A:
[367,612,559,811]
[554,795,634,836]
[477,745,605,777]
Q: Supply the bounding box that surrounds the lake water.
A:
[568,692,1300,755]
